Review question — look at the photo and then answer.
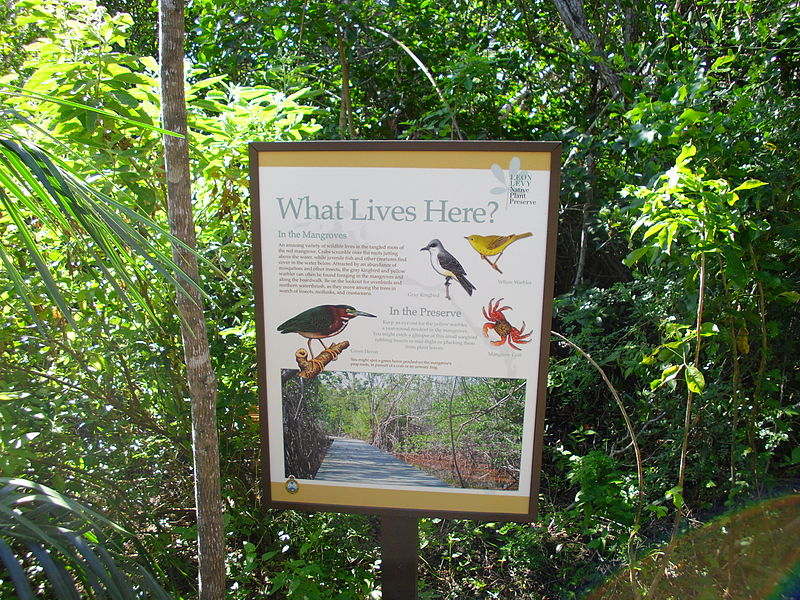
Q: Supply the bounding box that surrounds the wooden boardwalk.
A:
[315,437,450,488]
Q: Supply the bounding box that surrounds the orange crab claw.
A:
[507,336,531,351]
[482,298,531,351]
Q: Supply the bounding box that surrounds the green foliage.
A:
[623,144,765,272]
[0,477,171,599]
[0,0,198,326]
[417,517,610,599]
[1,0,321,596]
[224,511,378,599]
[1,0,799,597]
[567,451,633,529]
[0,122,198,328]
[619,142,798,504]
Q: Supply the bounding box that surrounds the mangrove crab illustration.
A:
[482,298,531,350]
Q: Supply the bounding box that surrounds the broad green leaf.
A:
[110,72,154,85]
[680,108,710,123]
[733,179,767,192]
[699,322,720,336]
[623,246,650,266]
[651,364,682,389]
[110,89,139,108]
[643,221,668,240]
[666,485,684,509]
[710,54,736,71]
[665,220,679,253]
[189,75,228,93]
[779,291,800,303]
[661,364,682,383]
[676,144,697,167]
[685,364,705,393]
[646,503,668,519]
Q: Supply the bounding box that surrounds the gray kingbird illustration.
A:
[420,239,476,300]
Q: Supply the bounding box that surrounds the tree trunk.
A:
[550,0,621,94]
[572,153,596,289]
[158,1,225,598]
[336,18,355,139]
[620,0,640,46]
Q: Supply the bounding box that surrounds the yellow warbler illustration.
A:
[465,232,533,274]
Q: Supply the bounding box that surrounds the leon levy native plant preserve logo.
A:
[490,156,535,207]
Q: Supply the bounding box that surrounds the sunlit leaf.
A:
[666,485,684,509]
[710,54,736,71]
[680,108,709,123]
[685,364,705,394]
[623,246,650,266]
[732,179,767,192]
[2,85,178,137]
[661,364,682,384]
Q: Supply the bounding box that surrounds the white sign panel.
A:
[251,141,560,519]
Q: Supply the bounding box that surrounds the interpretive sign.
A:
[250,141,560,520]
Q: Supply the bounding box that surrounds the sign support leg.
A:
[380,515,418,599]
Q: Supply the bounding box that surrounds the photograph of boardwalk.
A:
[280,370,527,490]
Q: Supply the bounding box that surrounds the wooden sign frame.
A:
[250,140,560,521]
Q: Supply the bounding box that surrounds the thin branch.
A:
[671,248,706,541]
[4,363,189,454]
[447,379,465,487]
[749,243,769,494]
[453,382,526,433]
[550,332,645,519]
[367,26,464,139]
[647,249,708,598]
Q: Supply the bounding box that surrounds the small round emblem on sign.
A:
[285,476,299,494]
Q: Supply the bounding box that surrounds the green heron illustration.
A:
[277,305,376,359]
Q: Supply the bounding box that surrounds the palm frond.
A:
[0,477,173,600]
[0,132,202,327]
[0,87,226,328]
[2,85,177,137]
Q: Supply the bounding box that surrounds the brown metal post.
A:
[380,515,418,599]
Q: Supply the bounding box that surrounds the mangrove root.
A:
[295,341,350,379]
